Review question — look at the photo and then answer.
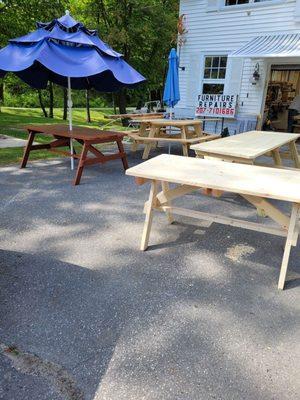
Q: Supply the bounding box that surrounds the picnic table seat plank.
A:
[126,155,300,289]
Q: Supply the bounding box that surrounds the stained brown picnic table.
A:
[21,124,128,185]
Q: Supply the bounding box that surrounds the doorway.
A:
[263,64,300,132]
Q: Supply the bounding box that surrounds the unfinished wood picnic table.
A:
[128,118,220,159]
[21,124,128,185]
[191,130,300,169]
[105,112,164,120]
[126,154,300,290]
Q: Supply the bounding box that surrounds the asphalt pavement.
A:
[0,146,299,400]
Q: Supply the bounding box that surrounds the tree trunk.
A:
[118,89,127,126]
[118,89,127,114]
[112,93,117,114]
[38,90,48,118]
[86,90,91,123]
[0,80,4,109]
[63,88,67,120]
[49,82,54,118]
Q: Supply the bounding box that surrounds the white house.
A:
[177,0,300,134]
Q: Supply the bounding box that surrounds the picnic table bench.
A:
[126,154,300,290]
[21,124,128,185]
[128,118,220,159]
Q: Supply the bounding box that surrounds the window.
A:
[225,0,249,5]
[202,56,227,94]
[225,0,272,5]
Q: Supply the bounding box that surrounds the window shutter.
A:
[224,57,244,96]
[186,53,201,108]
[207,0,222,12]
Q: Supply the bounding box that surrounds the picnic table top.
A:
[126,154,300,203]
[191,130,300,160]
[25,124,126,141]
[139,119,202,126]
[105,112,164,120]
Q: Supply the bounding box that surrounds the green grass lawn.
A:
[0,107,124,166]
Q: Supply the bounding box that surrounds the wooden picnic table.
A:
[21,124,128,185]
[105,112,164,120]
[191,130,300,169]
[128,118,220,159]
[126,154,300,290]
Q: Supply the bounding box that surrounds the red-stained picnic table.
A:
[21,124,128,185]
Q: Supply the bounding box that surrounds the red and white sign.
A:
[195,94,237,118]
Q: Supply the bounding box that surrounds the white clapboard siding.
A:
[177,0,300,123]
[185,53,202,107]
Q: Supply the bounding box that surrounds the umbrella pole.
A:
[67,77,74,170]
[168,107,172,154]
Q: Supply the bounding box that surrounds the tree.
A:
[38,90,48,117]
[70,0,178,113]
[63,88,68,120]
[0,0,69,116]
[48,82,54,118]
[0,0,69,47]
[86,90,91,123]
[0,1,179,115]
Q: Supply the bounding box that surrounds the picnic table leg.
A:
[289,141,300,169]
[194,123,202,137]
[161,181,174,224]
[73,143,89,186]
[20,131,36,168]
[278,203,300,290]
[132,122,146,152]
[141,180,158,251]
[131,140,138,152]
[271,149,283,167]
[181,127,189,157]
[116,137,128,170]
[142,126,157,160]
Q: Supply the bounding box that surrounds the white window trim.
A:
[208,0,292,13]
[224,0,282,7]
[201,54,228,94]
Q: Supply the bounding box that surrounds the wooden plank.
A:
[20,131,36,168]
[271,149,283,166]
[48,149,80,159]
[24,124,126,141]
[158,205,287,238]
[156,184,198,204]
[161,181,174,224]
[135,177,148,185]
[127,133,220,144]
[141,181,158,251]
[73,143,89,186]
[278,203,300,290]
[141,119,202,127]
[242,194,290,229]
[191,131,300,160]
[142,126,158,159]
[126,154,300,203]
[289,141,300,168]
[105,112,163,120]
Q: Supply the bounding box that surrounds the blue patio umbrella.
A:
[163,48,180,153]
[0,11,146,168]
[163,48,180,111]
